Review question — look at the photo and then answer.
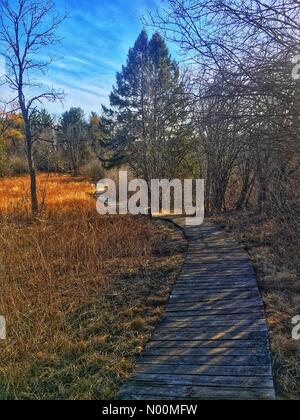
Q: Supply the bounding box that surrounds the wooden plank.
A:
[162,313,265,323]
[145,338,269,350]
[178,274,255,280]
[185,258,250,264]
[180,267,254,273]
[176,278,256,284]
[183,262,252,268]
[164,311,264,319]
[173,282,256,289]
[174,282,258,289]
[182,258,252,264]
[188,244,242,249]
[152,330,268,341]
[159,319,267,330]
[166,299,264,312]
[173,285,258,292]
[171,289,259,296]
[119,384,275,400]
[138,353,271,367]
[143,346,268,357]
[185,252,248,257]
[135,363,272,377]
[167,298,264,308]
[176,276,255,282]
[170,289,258,298]
[154,326,268,339]
[130,373,274,389]
[178,273,255,279]
[177,274,255,280]
[185,256,252,261]
[188,241,241,245]
[169,291,260,303]
[178,273,256,280]
[176,282,257,288]
[156,325,268,334]
[157,322,267,332]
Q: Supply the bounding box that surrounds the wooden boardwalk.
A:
[119,218,275,400]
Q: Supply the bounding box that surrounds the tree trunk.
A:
[204,164,211,215]
[25,122,39,215]
[236,172,251,211]
[19,87,39,216]
[258,170,267,214]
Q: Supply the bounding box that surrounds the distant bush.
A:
[0,142,7,177]
[35,149,67,174]
[80,158,105,180]
[8,156,28,175]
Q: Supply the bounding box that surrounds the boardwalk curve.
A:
[119,218,275,400]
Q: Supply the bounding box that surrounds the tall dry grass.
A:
[0,174,186,399]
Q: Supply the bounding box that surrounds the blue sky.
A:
[44,0,164,116]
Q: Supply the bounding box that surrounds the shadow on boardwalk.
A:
[118,218,276,400]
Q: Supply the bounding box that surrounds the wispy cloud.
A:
[1,0,167,115]
[43,0,162,114]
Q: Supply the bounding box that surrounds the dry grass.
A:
[213,210,300,400]
[0,174,186,400]
[0,173,96,215]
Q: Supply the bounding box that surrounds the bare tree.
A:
[0,0,66,214]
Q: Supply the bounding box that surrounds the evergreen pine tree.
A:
[108,30,191,181]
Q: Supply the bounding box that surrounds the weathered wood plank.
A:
[135,363,272,377]
[182,258,252,264]
[183,262,253,267]
[178,278,256,286]
[145,339,269,350]
[164,310,265,319]
[169,291,260,303]
[130,373,274,389]
[119,384,275,400]
[143,346,268,357]
[138,354,271,366]
[172,289,259,296]
[176,278,257,284]
[159,318,267,330]
[152,329,268,342]
[174,285,258,293]
[185,252,248,257]
[166,299,264,312]
[174,284,258,291]
[174,282,258,290]
[178,274,256,280]
[180,267,254,274]
[162,313,265,323]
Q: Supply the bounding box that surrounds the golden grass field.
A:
[213,211,300,399]
[0,174,186,400]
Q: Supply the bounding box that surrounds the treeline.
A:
[0,108,105,179]
[1,1,300,217]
